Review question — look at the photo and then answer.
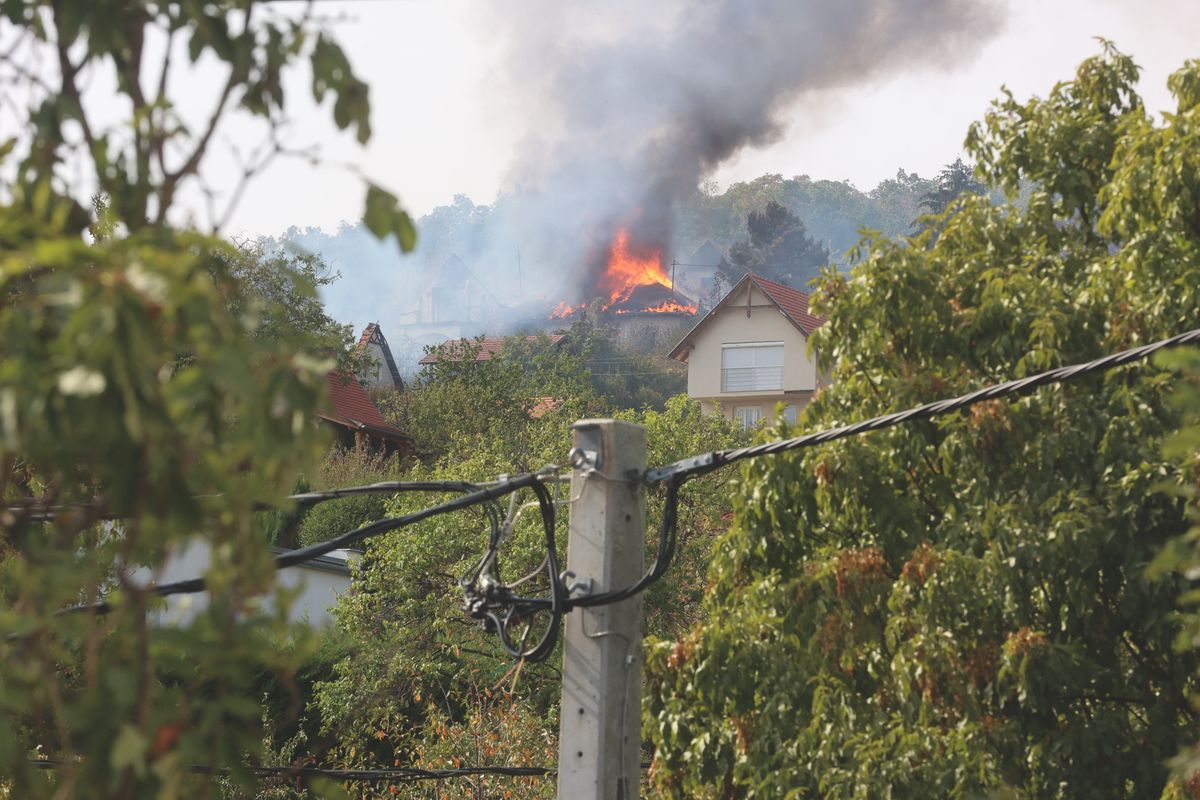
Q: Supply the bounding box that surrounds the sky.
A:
[214,0,1200,239]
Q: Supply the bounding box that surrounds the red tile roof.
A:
[749,275,825,336]
[419,334,566,365]
[318,372,410,442]
[667,273,826,361]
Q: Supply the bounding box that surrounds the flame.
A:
[610,300,697,315]
[549,227,698,318]
[550,301,579,319]
[598,228,671,305]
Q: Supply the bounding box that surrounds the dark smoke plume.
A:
[478,0,1003,303]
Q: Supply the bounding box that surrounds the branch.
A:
[50,0,100,161]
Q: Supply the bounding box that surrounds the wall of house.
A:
[684,282,817,408]
[135,540,355,628]
[360,340,391,388]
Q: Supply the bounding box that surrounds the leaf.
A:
[110,724,148,776]
[363,183,417,253]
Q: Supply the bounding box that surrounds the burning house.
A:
[550,228,698,350]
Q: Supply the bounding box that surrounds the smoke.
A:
[478,0,1004,302]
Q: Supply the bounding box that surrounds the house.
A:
[667,273,826,429]
[318,371,411,457]
[418,334,566,366]
[355,322,404,391]
[144,542,357,628]
[394,255,508,364]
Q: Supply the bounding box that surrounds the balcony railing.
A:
[721,366,783,393]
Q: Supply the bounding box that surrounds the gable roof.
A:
[318,372,411,444]
[418,334,566,365]
[667,273,826,362]
[356,322,403,388]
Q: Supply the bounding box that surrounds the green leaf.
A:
[110,725,148,776]
[363,183,417,252]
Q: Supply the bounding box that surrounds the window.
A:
[734,406,763,431]
[782,404,799,424]
[721,343,783,392]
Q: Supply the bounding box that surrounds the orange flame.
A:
[549,227,698,318]
[598,228,671,305]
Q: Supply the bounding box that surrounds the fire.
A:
[610,300,697,315]
[598,228,671,305]
[549,227,698,319]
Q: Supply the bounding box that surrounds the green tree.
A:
[308,390,745,797]
[914,156,988,223]
[716,199,830,290]
[223,241,371,378]
[0,1,413,796]
[646,46,1200,799]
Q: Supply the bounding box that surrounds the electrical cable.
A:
[645,326,1200,483]
[30,758,553,783]
[58,474,548,615]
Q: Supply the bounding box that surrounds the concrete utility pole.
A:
[558,419,647,800]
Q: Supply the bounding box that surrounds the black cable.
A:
[645,326,1200,484]
[59,474,551,615]
[30,758,553,783]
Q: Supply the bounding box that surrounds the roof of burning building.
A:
[667,273,826,362]
[605,282,697,315]
[419,334,567,365]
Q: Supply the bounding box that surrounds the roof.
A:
[419,334,566,365]
[667,273,826,361]
[355,322,404,388]
[318,371,411,443]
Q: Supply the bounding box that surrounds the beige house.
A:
[668,273,826,429]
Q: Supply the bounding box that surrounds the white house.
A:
[138,541,357,628]
[668,273,826,429]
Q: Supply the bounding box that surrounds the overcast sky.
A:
[220,0,1200,238]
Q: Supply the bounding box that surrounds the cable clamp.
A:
[561,570,593,598]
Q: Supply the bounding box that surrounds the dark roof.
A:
[667,273,826,361]
[318,372,410,443]
[356,322,404,388]
[419,334,566,365]
[606,283,697,314]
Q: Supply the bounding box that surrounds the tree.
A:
[311,393,745,797]
[914,157,987,223]
[716,199,830,290]
[646,46,1200,798]
[223,241,371,378]
[0,1,412,796]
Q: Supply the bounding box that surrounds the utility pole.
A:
[670,258,677,290]
[559,419,646,800]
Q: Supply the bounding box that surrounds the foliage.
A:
[296,449,404,549]
[716,199,831,290]
[311,394,745,793]
[1151,349,1200,795]
[646,45,1200,799]
[223,242,370,378]
[0,1,412,796]
[914,157,988,226]
[566,311,689,412]
[382,333,606,466]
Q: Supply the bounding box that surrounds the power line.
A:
[31,758,554,784]
[646,327,1200,483]
[33,326,1200,664]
